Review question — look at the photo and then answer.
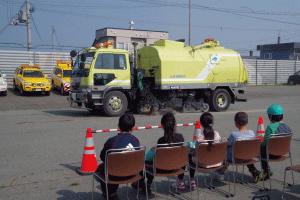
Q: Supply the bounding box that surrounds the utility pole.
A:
[189,0,191,46]
[26,0,31,51]
[52,26,55,52]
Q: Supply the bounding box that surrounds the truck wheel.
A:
[20,86,25,96]
[289,80,294,85]
[60,85,65,95]
[208,89,231,112]
[13,81,17,91]
[51,81,55,90]
[103,91,128,117]
[3,91,7,96]
[45,91,50,96]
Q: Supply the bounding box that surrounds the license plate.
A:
[36,89,41,91]
[72,93,76,100]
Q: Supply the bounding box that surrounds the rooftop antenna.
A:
[278,29,281,44]
[129,21,134,30]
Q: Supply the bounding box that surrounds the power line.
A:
[31,14,44,43]
[37,8,300,32]
[53,28,63,52]
[128,0,300,26]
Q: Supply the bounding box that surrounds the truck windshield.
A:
[72,52,95,77]
[63,70,72,77]
[23,70,44,77]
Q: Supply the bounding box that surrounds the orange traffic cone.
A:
[76,128,98,175]
[193,121,201,142]
[256,117,265,142]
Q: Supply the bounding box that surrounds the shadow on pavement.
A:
[43,109,107,118]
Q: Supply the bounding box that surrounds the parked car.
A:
[287,70,300,85]
[0,71,7,96]
[51,61,72,95]
[13,64,51,96]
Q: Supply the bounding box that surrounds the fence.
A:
[243,59,300,85]
[0,50,70,85]
[0,50,300,85]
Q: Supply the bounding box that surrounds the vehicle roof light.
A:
[204,38,214,43]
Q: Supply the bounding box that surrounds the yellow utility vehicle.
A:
[51,61,72,95]
[13,64,51,96]
[69,39,249,116]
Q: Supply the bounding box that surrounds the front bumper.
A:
[68,92,87,103]
[23,86,51,92]
[0,85,7,92]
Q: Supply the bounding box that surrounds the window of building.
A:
[295,53,300,61]
[117,43,129,51]
[264,53,272,59]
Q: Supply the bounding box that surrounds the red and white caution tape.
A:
[93,123,195,133]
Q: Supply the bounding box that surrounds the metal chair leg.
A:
[233,166,236,196]
[126,183,129,200]
[154,175,157,200]
[282,168,287,199]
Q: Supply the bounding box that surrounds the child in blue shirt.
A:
[216,112,263,183]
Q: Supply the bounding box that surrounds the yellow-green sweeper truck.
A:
[68,39,249,116]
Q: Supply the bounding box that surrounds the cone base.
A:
[76,167,96,176]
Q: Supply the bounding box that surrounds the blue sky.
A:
[1,0,300,56]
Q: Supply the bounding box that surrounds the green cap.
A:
[267,105,284,115]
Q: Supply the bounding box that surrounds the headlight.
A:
[82,88,91,93]
[24,82,31,85]
[32,83,37,87]
[45,82,50,85]
[40,83,44,87]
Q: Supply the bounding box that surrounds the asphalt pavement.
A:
[0,85,300,200]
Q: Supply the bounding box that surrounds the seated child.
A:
[187,112,223,188]
[218,112,263,183]
[261,104,292,180]
[131,112,185,193]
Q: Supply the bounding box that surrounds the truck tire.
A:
[208,89,231,112]
[3,91,7,96]
[20,85,25,96]
[103,91,128,117]
[51,81,55,90]
[45,91,50,96]
[13,81,17,91]
[61,85,65,95]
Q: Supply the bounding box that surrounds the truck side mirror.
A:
[81,53,86,62]
[70,50,77,58]
[79,62,85,69]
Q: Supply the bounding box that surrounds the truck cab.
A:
[69,42,132,116]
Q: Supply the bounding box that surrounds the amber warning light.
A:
[204,38,214,42]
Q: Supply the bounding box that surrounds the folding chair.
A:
[189,141,229,199]
[262,133,293,190]
[282,165,299,199]
[92,146,147,200]
[227,137,262,196]
[145,142,189,200]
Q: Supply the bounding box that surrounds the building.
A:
[257,42,300,60]
[93,27,168,54]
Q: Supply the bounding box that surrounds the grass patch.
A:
[70,182,79,186]
[0,186,5,188]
